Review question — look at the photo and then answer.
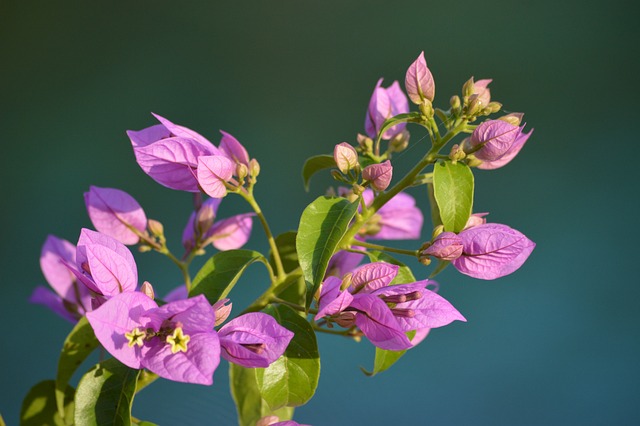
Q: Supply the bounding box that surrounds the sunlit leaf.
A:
[190,249,269,303]
[74,358,141,426]
[296,196,358,308]
[256,305,320,410]
[433,161,474,233]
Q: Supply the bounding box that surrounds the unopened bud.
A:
[389,130,410,153]
[357,133,374,153]
[362,160,393,191]
[140,281,155,300]
[138,244,152,253]
[147,219,164,237]
[462,77,475,98]
[236,163,248,181]
[450,95,461,111]
[419,99,434,119]
[334,142,359,174]
[249,158,260,178]
[449,144,466,162]
[195,203,215,236]
[466,154,483,167]
[466,94,483,116]
[499,112,524,126]
[422,231,463,261]
[340,273,353,291]
[212,298,232,326]
[487,101,502,114]
[352,183,365,196]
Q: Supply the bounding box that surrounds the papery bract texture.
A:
[84,186,147,245]
[70,229,138,297]
[453,223,535,279]
[423,232,464,261]
[197,155,235,198]
[473,79,492,106]
[219,130,250,166]
[218,312,294,368]
[364,79,409,140]
[470,120,523,162]
[334,142,359,174]
[477,128,533,170]
[405,51,435,104]
[362,160,393,191]
[86,291,158,369]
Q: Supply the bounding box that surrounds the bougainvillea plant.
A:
[22,51,534,426]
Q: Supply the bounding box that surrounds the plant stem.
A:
[239,191,286,280]
[355,240,418,257]
[271,297,318,315]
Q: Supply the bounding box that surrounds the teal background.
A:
[2,1,638,424]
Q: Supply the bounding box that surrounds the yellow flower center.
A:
[125,327,146,347]
[166,327,191,354]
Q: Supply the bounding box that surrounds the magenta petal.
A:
[365,79,391,139]
[405,51,435,104]
[315,276,354,320]
[351,262,399,293]
[142,332,220,385]
[145,295,216,333]
[470,120,521,162]
[197,155,235,198]
[325,250,365,278]
[40,235,77,300]
[392,285,466,331]
[362,160,393,191]
[207,213,254,250]
[219,130,250,166]
[478,128,533,170]
[86,292,158,369]
[134,137,212,192]
[218,312,294,368]
[351,294,412,351]
[84,186,147,245]
[126,124,171,148]
[453,223,536,280]
[383,81,409,138]
[473,78,492,106]
[29,286,77,323]
[375,192,424,240]
[164,285,188,302]
[182,198,222,250]
[85,244,138,296]
[151,113,221,154]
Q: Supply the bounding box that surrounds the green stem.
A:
[239,191,286,280]
[271,297,318,315]
[355,240,418,257]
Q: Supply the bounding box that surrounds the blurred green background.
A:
[2,0,638,424]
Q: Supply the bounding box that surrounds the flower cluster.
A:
[315,262,465,350]
[87,291,293,385]
[28,50,537,425]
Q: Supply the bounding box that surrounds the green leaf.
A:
[190,249,269,304]
[296,196,358,308]
[365,251,416,284]
[229,364,294,426]
[74,358,141,426]
[302,155,335,191]
[270,231,300,273]
[55,316,99,420]
[271,232,306,308]
[432,161,474,233]
[376,112,421,142]
[20,380,74,426]
[362,330,416,377]
[256,305,320,410]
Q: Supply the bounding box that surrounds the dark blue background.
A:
[2,1,638,424]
